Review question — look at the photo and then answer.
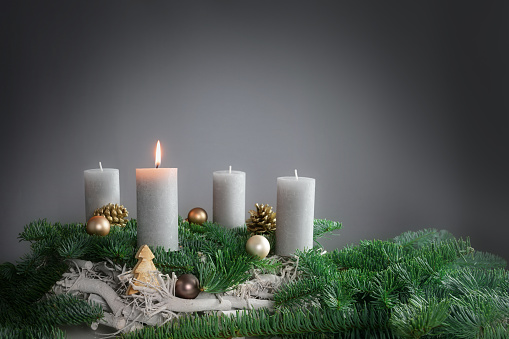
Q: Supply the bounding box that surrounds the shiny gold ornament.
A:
[86,216,111,236]
[94,203,129,227]
[175,273,201,299]
[187,207,208,225]
[245,235,270,259]
[246,203,276,235]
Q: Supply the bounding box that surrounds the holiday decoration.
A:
[127,245,160,295]
[276,171,315,256]
[213,167,246,228]
[84,165,120,221]
[246,203,276,234]
[175,273,200,299]
[93,203,129,227]
[136,140,179,251]
[245,234,271,259]
[85,215,111,236]
[187,207,208,225]
[4,217,509,339]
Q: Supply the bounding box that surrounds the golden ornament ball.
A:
[246,235,270,259]
[86,216,111,236]
[188,207,208,225]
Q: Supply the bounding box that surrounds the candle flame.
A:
[155,140,161,168]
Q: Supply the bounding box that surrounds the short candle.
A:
[84,162,120,221]
[213,166,246,229]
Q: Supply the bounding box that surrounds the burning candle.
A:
[136,141,178,251]
[84,162,120,221]
[275,169,315,256]
[213,166,246,228]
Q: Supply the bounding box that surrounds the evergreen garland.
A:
[0,217,507,339]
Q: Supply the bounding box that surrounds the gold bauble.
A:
[188,207,208,225]
[94,203,129,227]
[86,216,111,236]
[246,235,270,259]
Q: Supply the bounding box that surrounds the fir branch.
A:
[371,268,411,310]
[274,277,325,308]
[34,294,103,326]
[320,280,355,311]
[442,291,509,338]
[0,325,66,339]
[389,296,450,338]
[313,219,342,240]
[57,233,91,259]
[197,249,252,293]
[18,219,54,242]
[153,246,198,275]
[122,306,394,339]
[448,251,507,270]
[393,228,454,250]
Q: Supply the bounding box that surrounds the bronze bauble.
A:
[86,216,111,236]
[246,235,270,259]
[188,207,208,225]
[175,273,200,299]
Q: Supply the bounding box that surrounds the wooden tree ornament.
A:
[127,245,160,295]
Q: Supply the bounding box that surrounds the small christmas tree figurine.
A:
[127,244,160,295]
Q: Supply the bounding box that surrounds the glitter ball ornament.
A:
[86,216,111,236]
[175,273,201,299]
[245,235,270,259]
[94,203,129,227]
[187,207,208,225]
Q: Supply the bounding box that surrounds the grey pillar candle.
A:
[136,141,179,251]
[213,167,246,228]
[84,166,120,221]
[275,171,315,256]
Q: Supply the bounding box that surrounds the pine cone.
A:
[246,203,276,235]
[94,203,129,227]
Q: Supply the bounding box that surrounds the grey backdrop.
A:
[1,1,508,268]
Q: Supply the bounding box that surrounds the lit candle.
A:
[275,169,315,256]
[84,162,120,221]
[136,141,178,251]
[213,166,246,228]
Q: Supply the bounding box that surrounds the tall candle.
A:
[84,163,120,221]
[136,141,178,251]
[213,166,246,228]
[275,170,315,256]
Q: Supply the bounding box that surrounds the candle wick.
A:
[156,164,159,169]
[295,169,298,180]
[229,165,232,174]
[99,162,103,171]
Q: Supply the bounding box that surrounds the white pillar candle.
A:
[84,163,120,221]
[136,141,179,251]
[213,166,246,228]
[275,170,315,256]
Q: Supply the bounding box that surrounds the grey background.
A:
[1,0,508,270]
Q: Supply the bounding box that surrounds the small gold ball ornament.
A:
[246,235,270,259]
[86,216,111,236]
[187,207,208,225]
